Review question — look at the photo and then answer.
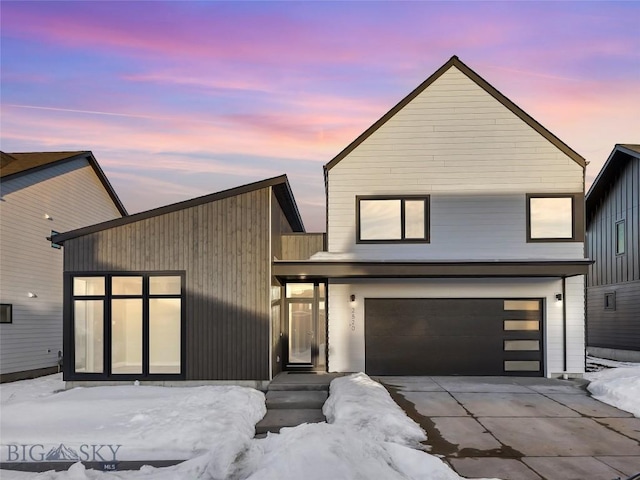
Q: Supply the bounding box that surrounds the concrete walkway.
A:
[378,376,640,480]
[254,372,343,435]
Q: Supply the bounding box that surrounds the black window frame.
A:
[604,292,616,311]
[615,220,625,255]
[356,195,430,244]
[65,271,186,381]
[526,193,582,243]
[0,304,12,324]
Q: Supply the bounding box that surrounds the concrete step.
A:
[255,409,326,434]
[266,390,328,409]
[268,372,343,391]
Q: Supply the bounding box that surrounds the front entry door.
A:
[285,282,326,370]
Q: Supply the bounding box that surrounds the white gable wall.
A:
[327,66,584,259]
[0,159,123,376]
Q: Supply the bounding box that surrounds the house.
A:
[54,56,591,385]
[0,151,126,382]
[585,144,640,362]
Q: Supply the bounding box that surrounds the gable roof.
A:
[1,150,128,216]
[324,55,587,172]
[52,174,304,244]
[586,144,640,220]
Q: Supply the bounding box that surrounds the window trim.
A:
[615,220,626,255]
[356,195,430,244]
[65,271,186,381]
[604,292,616,311]
[526,193,584,243]
[0,304,12,324]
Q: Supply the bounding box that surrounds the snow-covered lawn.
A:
[1,372,496,479]
[585,359,640,418]
[1,377,265,464]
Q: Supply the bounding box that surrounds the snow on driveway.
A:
[585,363,640,417]
[1,373,497,479]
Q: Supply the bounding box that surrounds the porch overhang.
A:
[272,259,593,280]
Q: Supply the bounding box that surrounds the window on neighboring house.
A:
[527,195,575,241]
[51,230,62,249]
[604,292,616,311]
[357,196,429,243]
[616,220,625,255]
[0,304,12,324]
[71,273,184,377]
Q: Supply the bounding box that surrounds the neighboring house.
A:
[0,151,126,382]
[54,56,590,386]
[585,144,640,362]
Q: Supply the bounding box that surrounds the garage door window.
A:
[503,299,542,374]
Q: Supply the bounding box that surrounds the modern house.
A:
[0,151,126,382]
[54,56,591,386]
[586,144,640,362]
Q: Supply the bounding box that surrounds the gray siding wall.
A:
[587,156,640,351]
[281,233,326,260]
[0,159,122,377]
[64,187,272,381]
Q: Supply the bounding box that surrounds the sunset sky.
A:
[1,1,638,231]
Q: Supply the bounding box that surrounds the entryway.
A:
[284,282,326,371]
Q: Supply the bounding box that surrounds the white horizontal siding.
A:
[327,66,584,259]
[328,278,585,377]
[0,159,122,375]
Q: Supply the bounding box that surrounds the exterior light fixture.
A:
[44,214,53,220]
[350,294,356,302]
[555,293,563,301]
[28,292,37,298]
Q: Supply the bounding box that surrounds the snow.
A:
[1,373,496,480]
[1,382,266,463]
[323,372,427,446]
[0,373,65,404]
[585,363,640,418]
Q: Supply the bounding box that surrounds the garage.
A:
[365,298,543,376]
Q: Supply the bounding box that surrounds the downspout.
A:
[562,276,567,375]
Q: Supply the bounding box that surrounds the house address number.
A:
[350,307,356,332]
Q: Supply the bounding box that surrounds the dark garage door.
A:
[365,298,543,376]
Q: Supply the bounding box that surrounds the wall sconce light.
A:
[44,214,53,220]
[350,294,356,303]
[555,293,563,302]
[28,292,37,298]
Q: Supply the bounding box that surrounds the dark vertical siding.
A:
[64,187,272,380]
[587,156,640,351]
[281,233,326,260]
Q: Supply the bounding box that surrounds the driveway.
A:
[378,376,640,480]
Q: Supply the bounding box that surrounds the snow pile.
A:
[1,384,265,465]
[585,365,640,417]
[323,372,426,446]
[234,422,466,480]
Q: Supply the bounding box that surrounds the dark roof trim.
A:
[586,144,640,219]
[1,151,128,216]
[324,56,586,171]
[53,174,303,244]
[273,259,592,280]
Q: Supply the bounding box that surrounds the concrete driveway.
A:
[378,376,640,480]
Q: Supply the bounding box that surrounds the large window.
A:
[527,195,575,241]
[357,196,429,243]
[71,273,184,378]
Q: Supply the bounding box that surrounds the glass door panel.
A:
[288,302,313,364]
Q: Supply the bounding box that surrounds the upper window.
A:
[357,196,429,243]
[527,195,574,241]
[0,304,12,324]
[616,220,625,255]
